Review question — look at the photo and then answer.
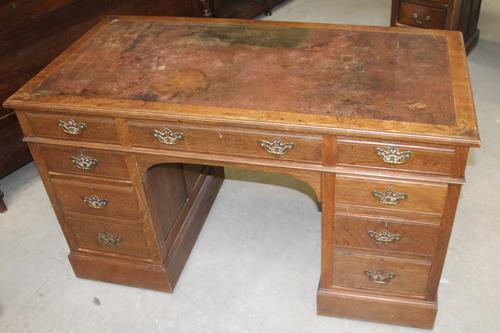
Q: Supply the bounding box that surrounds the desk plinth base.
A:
[68,170,224,292]
[317,288,437,329]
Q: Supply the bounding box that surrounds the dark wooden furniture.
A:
[198,0,286,18]
[391,0,482,52]
[0,0,199,211]
[5,16,479,328]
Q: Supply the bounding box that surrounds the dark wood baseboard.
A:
[465,29,480,54]
[69,168,224,291]
[0,189,6,213]
[317,288,437,329]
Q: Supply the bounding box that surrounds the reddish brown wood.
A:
[4,17,480,329]
[335,175,448,216]
[40,144,130,180]
[317,288,437,329]
[334,213,440,257]
[128,121,323,164]
[0,0,197,211]
[331,251,432,296]
[336,137,456,176]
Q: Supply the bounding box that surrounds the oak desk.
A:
[4,16,480,329]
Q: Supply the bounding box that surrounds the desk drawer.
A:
[398,2,448,29]
[40,145,129,180]
[66,216,151,258]
[332,252,431,296]
[25,112,119,143]
[334,214,439,257]
[336,137,455,175]
[127,121,322,163]
[51,178,142,220]
[336,175,448,215]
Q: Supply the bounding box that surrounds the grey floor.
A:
[1,1,500,332]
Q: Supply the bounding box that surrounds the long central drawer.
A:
[127,120,323,163]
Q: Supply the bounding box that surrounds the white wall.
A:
[479,0,500,43]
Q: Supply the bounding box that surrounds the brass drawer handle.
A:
[58,118,87,135]
[368,229,401,244]
[372,188,407,205]
[153,128,184,145]
[365,269,396,285]
[411,12,431,26]
[259,138,295,155]
[97,232,121,246]
[375,147,412,165]
[83,195,108,209]
[70,153,98,170]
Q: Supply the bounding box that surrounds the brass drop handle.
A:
[58,118,87,135]
[259,138,295,155]
[153,128,184,145]
[368,229,401,244]
[372,188,407,205]
[97,232,121,246]
[412,12,431,26]
[375,147,412,165]
[365,269,396,285]
[83,195,108,209]
[365,259,395,285]
[70,153,98,170]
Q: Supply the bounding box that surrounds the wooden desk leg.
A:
[199,0,213,17]
[0,187,6,213]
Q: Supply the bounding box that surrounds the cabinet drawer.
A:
[336,175,448,215]
[332,252,431,296]
[40,145,129,180]
[24,112,119,143]
[127,121,323,163]
[336,137,455,175]
[334,214,440,257]
[51,178,142,220]
[398,2,448,29]
[66,216,151,258]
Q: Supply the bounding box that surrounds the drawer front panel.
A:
[40,145,129,179]
[398,2,448,29]
[334,214,440,256]
[51,178,142,220]
[127,121,323,163]
[66,216,151,258]
[332,252,431,296]
[25,112,119,143]
[336,138,454,175]
[336,175,448,215]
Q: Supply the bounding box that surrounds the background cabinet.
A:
[391,0,482,52]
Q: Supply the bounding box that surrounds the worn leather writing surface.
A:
[31,19,454,125]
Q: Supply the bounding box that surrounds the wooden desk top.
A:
[5,16,479,146]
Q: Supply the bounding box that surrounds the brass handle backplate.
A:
[411,12,431,26]
[70,153,98,170]
[365,269,396,285]
[153,128,184,145]
[375,147,412,165]
[259,138,295,155]
[97,232,121,246]
[372,188,407,205]
[368,229,401,244]
[83,195,108,209]
[58,118,87,135]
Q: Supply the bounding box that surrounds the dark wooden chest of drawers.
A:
[391,0,482,52]
[4,17,479,329]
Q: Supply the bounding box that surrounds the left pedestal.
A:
[68,167,223,291]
